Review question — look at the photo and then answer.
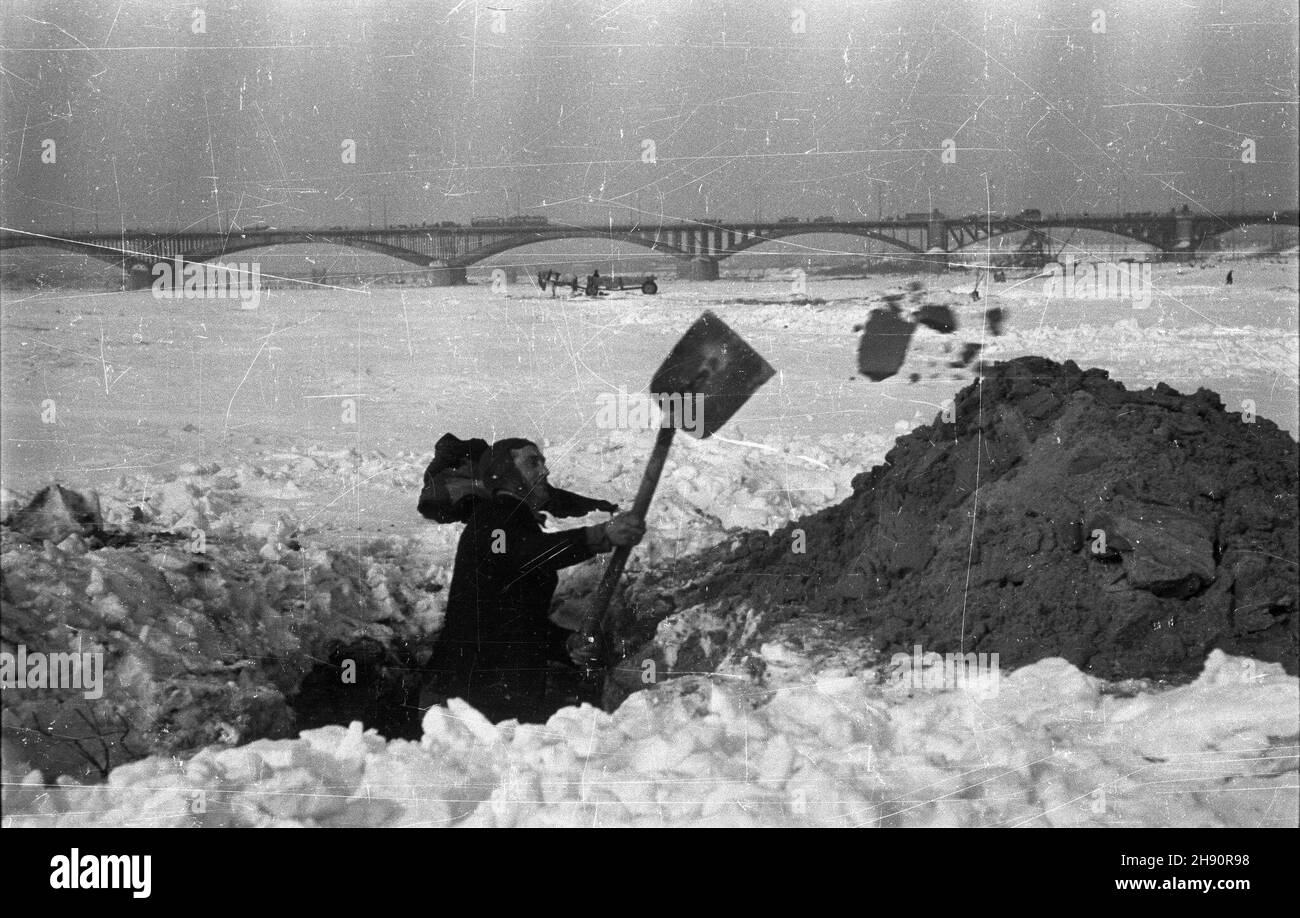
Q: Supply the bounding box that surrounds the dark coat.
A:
[428,492,601,722]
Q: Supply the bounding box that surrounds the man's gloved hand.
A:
[604,512,645,547]
[566,631,602,667]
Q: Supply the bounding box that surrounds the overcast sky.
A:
[2,0,1297,232]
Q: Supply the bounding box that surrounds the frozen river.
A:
[3,260,1296,544]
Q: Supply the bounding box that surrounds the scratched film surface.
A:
[1,1,1297,828]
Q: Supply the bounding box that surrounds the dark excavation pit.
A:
[289,638,427,740]
[287,633,604,737]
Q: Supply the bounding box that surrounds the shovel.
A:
[570,310,776,671]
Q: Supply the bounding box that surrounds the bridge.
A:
[3,209,1296,286]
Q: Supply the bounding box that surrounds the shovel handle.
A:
[580,424,677,642]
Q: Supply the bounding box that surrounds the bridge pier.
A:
[1162,214,1195,261]
[923,217,950,274]
[922,248,950,274]
[677,256,719,281]
[124,262,154,290]
[425,263,467,286]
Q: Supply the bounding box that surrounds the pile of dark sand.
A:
[618,356,1297,690]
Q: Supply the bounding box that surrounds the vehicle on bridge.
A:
[777,216,801,224]
[1016,208,1042,220]
[811,215,836,222]
[504,215,549,226]
[471,217,504,227]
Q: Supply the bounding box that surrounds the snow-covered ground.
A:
[2,256,1297,826]
[4,651,1295,827]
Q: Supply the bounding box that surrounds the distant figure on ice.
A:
[1226,269,1234,285]
[585,270,602,296]
[538,269,563,297]
[419,437,643,723]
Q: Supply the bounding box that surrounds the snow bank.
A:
[5,650,1293,827]
[1,462,450,780]
[542,427,880,626]
[0,424,868,778]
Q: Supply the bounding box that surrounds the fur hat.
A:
[478,437,538,493]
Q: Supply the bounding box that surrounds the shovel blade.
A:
[649,310,775,439]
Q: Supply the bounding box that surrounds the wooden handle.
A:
[580,424,676,642]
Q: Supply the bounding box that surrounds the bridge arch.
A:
[1195,216,1299,245]
[0,243,128,287]
[184,234,437,266]
[948,221,1167,254]
[718,226,924,258]
[454,229,687,265]
[0,233,445,269]
[0,236,137,267]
